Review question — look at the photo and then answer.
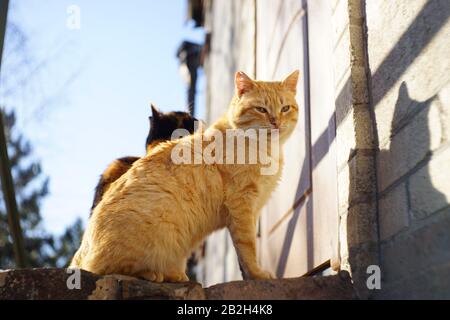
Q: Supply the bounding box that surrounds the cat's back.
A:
[96,136,225,225]
[85,136,227,262]
[142,136,225,206]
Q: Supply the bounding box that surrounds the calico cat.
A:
[90,104,197,214]
[71,70,299,282]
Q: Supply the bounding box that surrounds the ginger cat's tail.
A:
[69,247,82,268]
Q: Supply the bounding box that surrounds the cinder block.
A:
[380,208,450,284]
[378,183,409,241]
[438,82,450,110]
[346,201,378,247]
[336,110,356,168]
[337,163,350,216]
[378,261,450,299]
[349,150,377,204]
[335,73,353,126]
[377,102,443,192]
[347,242,380,299]
[332,0,350,48]
[339,213,350,268]
[437,82,450,143]
[365,0,429,71]
[349,65,369,104]
[348,24,365,67]
[337,149,376,215]
[409,145,450,219]
[347,0,364,21]
[335,78,371,167]
[333,30,352,92]
[374,92,401,149]
[352,104,375,148]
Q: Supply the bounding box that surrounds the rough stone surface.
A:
[0,268,204,300]
[346,201,378,247]
[205,271,356,300]
[332,0,379,300]
[337,149,378,217]
[0,268,356,300]
[0,268,101,300]
[378,182,409,241]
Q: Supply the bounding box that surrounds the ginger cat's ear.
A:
[235,71,254,98]
[282,70,300,93]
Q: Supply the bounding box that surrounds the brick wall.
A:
[364,0,450,299]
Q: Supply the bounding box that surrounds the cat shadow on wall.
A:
[380,82,447,221]
[347,81,448,297]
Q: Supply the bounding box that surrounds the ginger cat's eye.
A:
[255,106,268,113]
[281,105,290,113]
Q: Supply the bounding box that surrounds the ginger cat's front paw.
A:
[164,272,189,283]
[250,269,275,280]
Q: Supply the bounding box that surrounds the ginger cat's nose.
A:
[269,117,279,128]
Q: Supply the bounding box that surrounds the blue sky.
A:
[3,0,205,234]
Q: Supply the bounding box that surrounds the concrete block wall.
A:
[332,0,450,299]
[199,0,450,298]
[364,0,450,299]
[331,0,379,298]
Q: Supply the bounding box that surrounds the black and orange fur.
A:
[90,105,197,215]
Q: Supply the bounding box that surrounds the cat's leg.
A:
[134,259,188,283]
[164,271,189,282]
[135,259,187,283]
[226,196,274,280]
[163,258,189,282]
[228,220,273,280]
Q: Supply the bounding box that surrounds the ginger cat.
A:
[71,70,299,282]
[90,105,197,215]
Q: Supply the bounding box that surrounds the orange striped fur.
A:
[71,71,300,282]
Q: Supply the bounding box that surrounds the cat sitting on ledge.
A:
[71,70,300,283]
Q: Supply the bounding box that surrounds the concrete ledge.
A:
[0,268,355,300]
[205,271,356,300]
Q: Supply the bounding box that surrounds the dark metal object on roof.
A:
[186,0,205,27]
[177,41,202,116]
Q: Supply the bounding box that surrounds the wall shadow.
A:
[375,82,449,298]
[347,80,449,298]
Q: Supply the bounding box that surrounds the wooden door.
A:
[258,0,339,277]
